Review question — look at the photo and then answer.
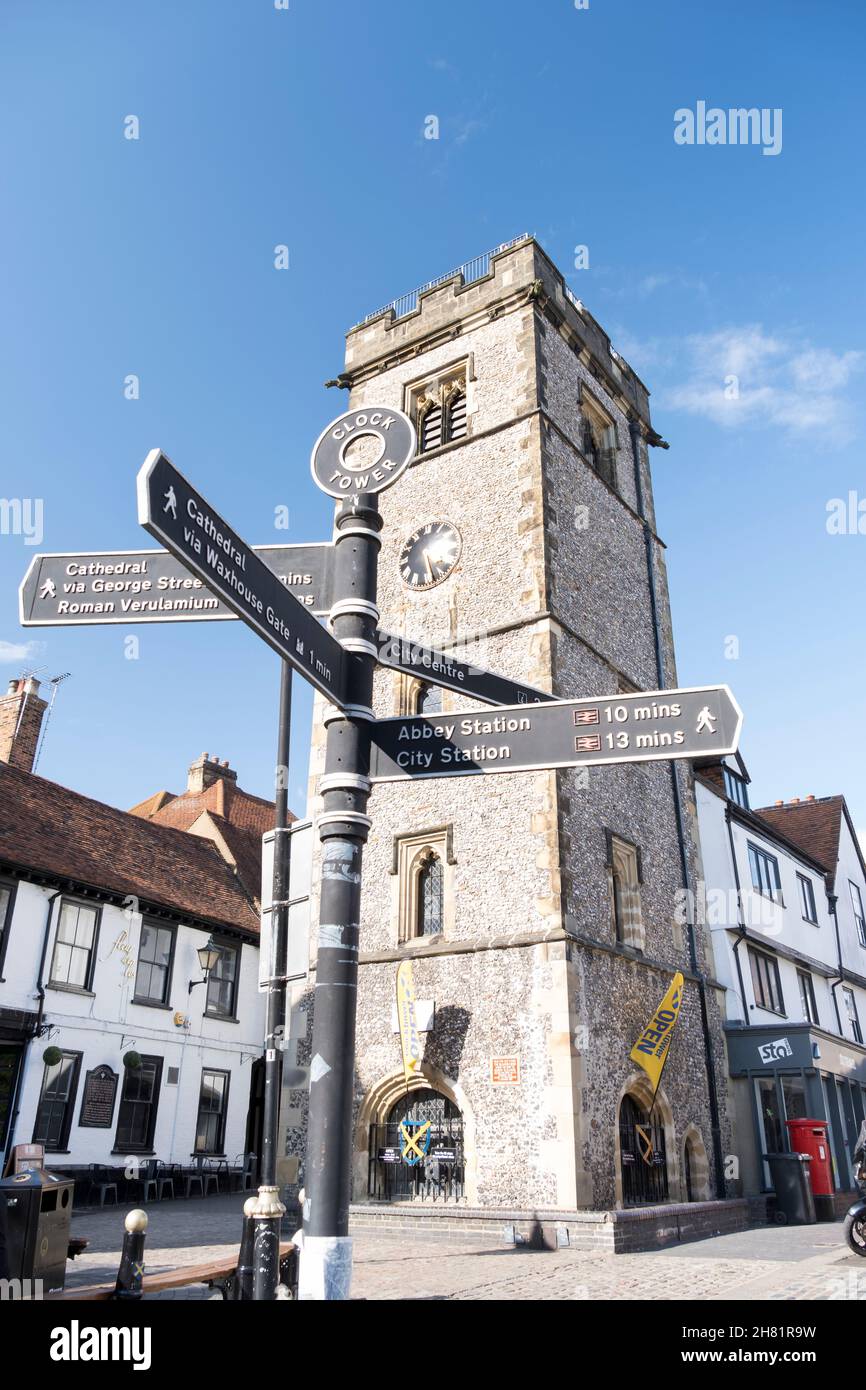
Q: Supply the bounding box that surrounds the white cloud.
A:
[790,348,862,392]
[0,639,42,663]
[630,325,863,443]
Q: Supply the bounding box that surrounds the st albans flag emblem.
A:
[629,971,685,1093]
[396,960,422,1087]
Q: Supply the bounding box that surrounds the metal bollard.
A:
[114,1208,148,1299]
[230,1196,259,1301]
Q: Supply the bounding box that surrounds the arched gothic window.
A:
[444,384,466,444]
[412,368,468,454]
[417,852,444,937]
[608,832,644,951]
[581,398,617,490]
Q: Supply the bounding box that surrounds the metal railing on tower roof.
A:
[353,234,532,328]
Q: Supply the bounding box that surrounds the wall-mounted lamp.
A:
[188,937,222,995]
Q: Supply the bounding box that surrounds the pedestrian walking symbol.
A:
[39,577,57,600]
[163,485,177,519]
[695,706,716,734]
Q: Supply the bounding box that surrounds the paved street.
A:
[59,1196,866,1301]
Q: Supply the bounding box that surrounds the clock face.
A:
[399,521,462,590]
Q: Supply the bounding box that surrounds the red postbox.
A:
[786,1119,834,1198]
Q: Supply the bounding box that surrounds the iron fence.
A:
[356,235,531,328]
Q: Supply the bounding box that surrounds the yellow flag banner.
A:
[629,971,685,1092]
[396,960,423,1087]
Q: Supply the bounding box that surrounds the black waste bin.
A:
[0,1168,75,1294]
[765,1152,816,1225]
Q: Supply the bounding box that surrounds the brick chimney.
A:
[0,676,48,773]
[186,752,238,795]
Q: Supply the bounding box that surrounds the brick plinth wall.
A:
[348,1198,751,1253]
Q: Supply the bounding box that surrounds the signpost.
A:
[137,449,350,706]
[19,543,334,625]
[310,405,416,497]
[20,404,745,1303]
[368,685,743,783]
[375,630,554,707]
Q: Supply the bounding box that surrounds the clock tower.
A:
[291,237,732,1229]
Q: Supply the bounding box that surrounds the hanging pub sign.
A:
[310,406,416,497]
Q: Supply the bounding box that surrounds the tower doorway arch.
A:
[618,1090,670,1206]
[368,1086,465,1202]
[355,1067,476,1204]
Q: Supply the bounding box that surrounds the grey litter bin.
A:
[0,1168,75,1294]
[764,1151,816,1226]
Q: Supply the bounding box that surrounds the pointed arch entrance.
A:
[615,1072,678,1207]
[370,1087,464,1201]
[353,1066,477,1204]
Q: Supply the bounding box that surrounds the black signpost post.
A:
[255,658,292,1302]
[299,492,381,1301]
[300,405,417,1300]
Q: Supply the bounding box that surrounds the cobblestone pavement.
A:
[61,1196,866,1301]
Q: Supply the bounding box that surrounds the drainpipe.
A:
[827,892,845,1034]
[35,890,62,1035]
[3,887,62,1167]
[724,809,750,1024]
[630,420,726,1199]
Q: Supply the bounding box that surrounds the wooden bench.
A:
[52,1241,296,1300]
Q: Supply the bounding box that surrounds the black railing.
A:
[620,1095,669,1206]
[367,1117,464,1203]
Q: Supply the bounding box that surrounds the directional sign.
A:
[137,449,350,706]
[375,630,555,708]
[19,543,335,627]
[310,406,416,497]
[369,685,743,782]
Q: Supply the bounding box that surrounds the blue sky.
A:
[1,0,864,833]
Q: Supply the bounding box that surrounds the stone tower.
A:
[293,236,731,1217]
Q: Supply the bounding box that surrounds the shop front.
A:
[727,1023,866,1199]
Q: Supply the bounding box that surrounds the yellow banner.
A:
[629,971,685,1091]
[396,960,422,1086]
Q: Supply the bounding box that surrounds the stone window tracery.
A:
[606,831,644,951]
[407,364,469,454]
[392,826,456,944]
[580,392,618,491]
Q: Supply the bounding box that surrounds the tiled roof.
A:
[193,813,265,908]
[0,761,259,935]
[127,789,174,819]
[753,797,844,875]
[134,778,277,838]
